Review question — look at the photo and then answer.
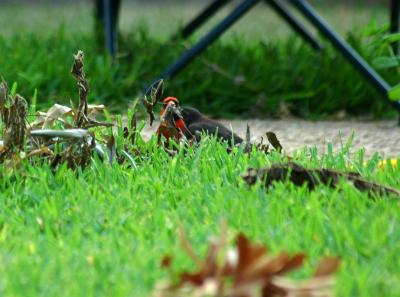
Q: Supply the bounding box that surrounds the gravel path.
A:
[142,119,400,159]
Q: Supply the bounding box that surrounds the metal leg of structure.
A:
[391,0,400,122]
[156,0,260,81]
[391,0,399,53]
[102,0,121,57]
[174,0,232,40]
[94,0,104,42]
[290,0,400,110]
[265,0,322,50]
[95,0,103,20]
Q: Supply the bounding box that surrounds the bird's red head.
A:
[160,97,180,116]
[163,97,179,104]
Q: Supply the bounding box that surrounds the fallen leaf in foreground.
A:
[154,227,340,297]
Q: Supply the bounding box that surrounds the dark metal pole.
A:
[290,0,400,109]
[266,0,322,50]
[174,0,232,40]
[94,0,105,47]
[391,0,400,53]
[159,0,260,79]
[102,0,121,57]
[103,0,114,56]
[113,0,122,27]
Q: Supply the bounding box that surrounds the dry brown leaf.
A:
[154,227,340,297]
[266,132,283,152]
[27,146,54,158]
[87,104,105,118]
[314,257,341,277]
[30,104,73,129]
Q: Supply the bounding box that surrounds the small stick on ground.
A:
[242,162,400,198]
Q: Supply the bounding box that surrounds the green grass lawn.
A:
[1,2,400,296]
[0,136,399,296]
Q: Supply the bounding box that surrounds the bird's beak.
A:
[168,101,183,118]
[172,104,183,120]
[161,101,183,124]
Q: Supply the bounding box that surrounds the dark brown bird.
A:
[157,97,243,145]
[180,106,243,144]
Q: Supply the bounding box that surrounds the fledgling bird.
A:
[158,97,243,145]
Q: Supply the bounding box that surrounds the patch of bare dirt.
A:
[142,119,400,158]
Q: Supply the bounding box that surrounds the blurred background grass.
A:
[0,0,398,118]
[0,1,389,41]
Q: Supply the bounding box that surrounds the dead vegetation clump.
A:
[0,51,123,172]
[0,82,28,162]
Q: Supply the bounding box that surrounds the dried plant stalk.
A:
[71,50,89,128]
[142,79,164,126]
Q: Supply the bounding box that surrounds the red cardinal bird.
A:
[157,97,243,145]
